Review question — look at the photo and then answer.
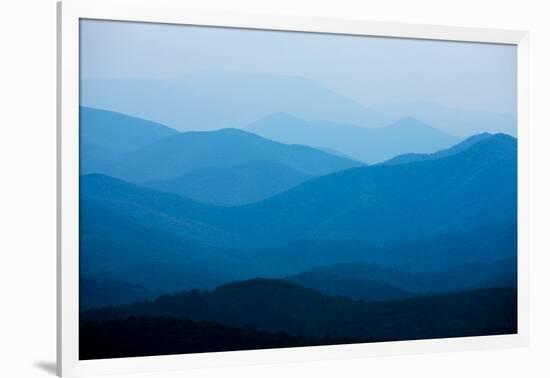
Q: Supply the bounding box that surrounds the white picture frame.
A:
[57,1,530,376]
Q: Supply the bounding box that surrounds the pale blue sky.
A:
[80,19,517,116]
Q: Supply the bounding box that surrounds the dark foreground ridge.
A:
[80,316,358,360]
[80,280,517,359]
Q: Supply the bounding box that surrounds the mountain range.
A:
[374,100,517,137]
[248,113,460,163]
[81,122,516,240]
[80,107,178,174]
[80,73,391,131]
[80,73,516,137]
[81,132,516,256]
[287,258,516,302]
[78,101,518,355]
[383,133,494,165]
[211,133,516,247]
[82,279,517,343]
[80,108,515,211]
[80,215,516,307]
[144,162,313,206]
[106,127,361,182]
[80,127,517,306]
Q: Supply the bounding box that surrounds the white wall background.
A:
[1,0,549,377]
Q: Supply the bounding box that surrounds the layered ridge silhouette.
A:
[79,104,518,357]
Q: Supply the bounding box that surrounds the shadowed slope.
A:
[383,132,494,165]
[145,162,312,206]
[81,134,517,248]
[83,279,517,341]
[109,128,362,182]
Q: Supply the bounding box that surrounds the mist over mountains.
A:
[248,113,460,163]
[80,131,516,249]
[81,73,390,131]
[79,105,517,299]
[145,162,313,206]
[105,128,362,182]
[375,101,517,137]
[79,84,517,357]
[80,72,515,136]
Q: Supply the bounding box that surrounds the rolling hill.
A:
[80,107,178,174]
[383,132,494,165]
[81,109,351,204]
[229,222,516,277]
[217,133,517,246]
[82,279,517,342]
[80,182,516,302]
[80,177,248,293]
[81,133,517,249]
[107,128,362,182]
[288,269,412,302]
[248,113,460,163]
[287,258,516,302]
[79,133,517,302]
[80,107,178,153]
[81,173,516,302]
[145,162,312,206]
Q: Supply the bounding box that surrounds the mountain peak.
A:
[170,128,262,142]
[106,124,360,181]
[211,128,255,136]
[382,132,515,166]
[489,133,516,143]
[465,133,517,154]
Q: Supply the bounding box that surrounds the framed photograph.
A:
[57,1,530,376]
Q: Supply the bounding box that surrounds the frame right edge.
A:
[516,30,530,347]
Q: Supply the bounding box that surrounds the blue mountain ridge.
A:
[80,107,178,174]
[215,133,517,246]
[80,107,366,203]
[287,258,516,302]
[81,133,516,248]
[80,73,517,137]
[80,133,517,306]
[382,132,494,165]
[144,162,313,207]
[374,100,517,137]
[104,127,363,182]
[248,113,460,163]
[79,106,179,152]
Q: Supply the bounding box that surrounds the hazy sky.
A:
[80,19,517,115]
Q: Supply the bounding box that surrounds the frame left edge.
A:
[58,0,82,375]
